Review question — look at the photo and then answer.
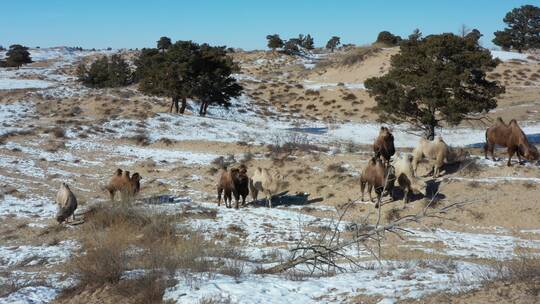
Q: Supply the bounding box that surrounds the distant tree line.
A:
[266,34,315,54]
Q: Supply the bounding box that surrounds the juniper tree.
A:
[493,5,540,52]
[157,36,172,52]
[303,34,314,50]
[5,44,32,68]
[135,40,242,116]
[325,36,341,52]
[77,55,132,88]
[266,34,284,52]
[365,31,504,140]
[375,31,402,46]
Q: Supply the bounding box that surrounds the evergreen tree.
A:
[157,36,172,52]
[266,34,284,52]
[283,39,300,55]
[493,5,540,52]
[77,55,132,88]
[365,31,504,139]
[5,44,32,68]
[303,34,314,50]
[108,54,132,87]
[375,31,402,46]
[135,39,243,116]
[325,36,341,52]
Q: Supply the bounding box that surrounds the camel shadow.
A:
[249,191,324,208]
[425,179,446,201]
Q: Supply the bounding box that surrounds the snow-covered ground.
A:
[164,260,488,303]
[490,50,533,62]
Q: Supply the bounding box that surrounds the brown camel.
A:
[484,118,539,166]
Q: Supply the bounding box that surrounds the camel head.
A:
[522,144,540,161]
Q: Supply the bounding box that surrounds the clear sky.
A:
[0,0,535,50]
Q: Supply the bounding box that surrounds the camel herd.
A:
[360,118,538,208]
[52,118,539,222]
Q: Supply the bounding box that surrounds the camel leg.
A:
[266,192,272,208]
[233,192,240,210]
[360,180,366,201]
[489,144,496,161]
[403,188,409,209]
[368,184,373,202]
[507,147,515,167]
[251,188,258,203]
[217,187,223,206]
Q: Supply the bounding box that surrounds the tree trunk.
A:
[169,96,179,113]
[179,97,187,114]
[199,102,205,116]
[425,124,435,140]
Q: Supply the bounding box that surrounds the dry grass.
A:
[481,254,540,296]
[340,46,381,66]
[61,203,233,302]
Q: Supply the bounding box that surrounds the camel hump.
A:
[509,119,519,127]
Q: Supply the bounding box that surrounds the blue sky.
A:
[0,1,535,50]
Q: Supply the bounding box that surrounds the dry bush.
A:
[305,89,320,96]
[460,159,482,177]
[51,127,66,138]
[123,130,151,146]
[482,255,540,296]
[340,46,381,66]
[385,207,401,222]
[327,162,347,173]
[522,182,537,189]
[342,92,357,100]
[63,203,226,301]
[267,133,328,157]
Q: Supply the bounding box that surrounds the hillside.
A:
[0,46,539,304]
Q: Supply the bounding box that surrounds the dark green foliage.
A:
[283,39,300,55]
[375,31,402,46]
[326,36,341,52]
[303,34,314,50]
[266,34,284,51]
[0,45,5,51]
[77,55,132,88]
[493,5,540,52]
[157,36,172,51]
[135,40,243,116]
[5,44,32,68]
[365,31,504,139]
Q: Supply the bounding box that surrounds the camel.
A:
[412,136,468,178]
[103,169,142,202]
[217,166,250,209]
[373,126,395,165]
[249,167,282,208]
[360,157,395,208]
[484,118,539,166]
[56,182,78,223]
[394,154,426,207]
